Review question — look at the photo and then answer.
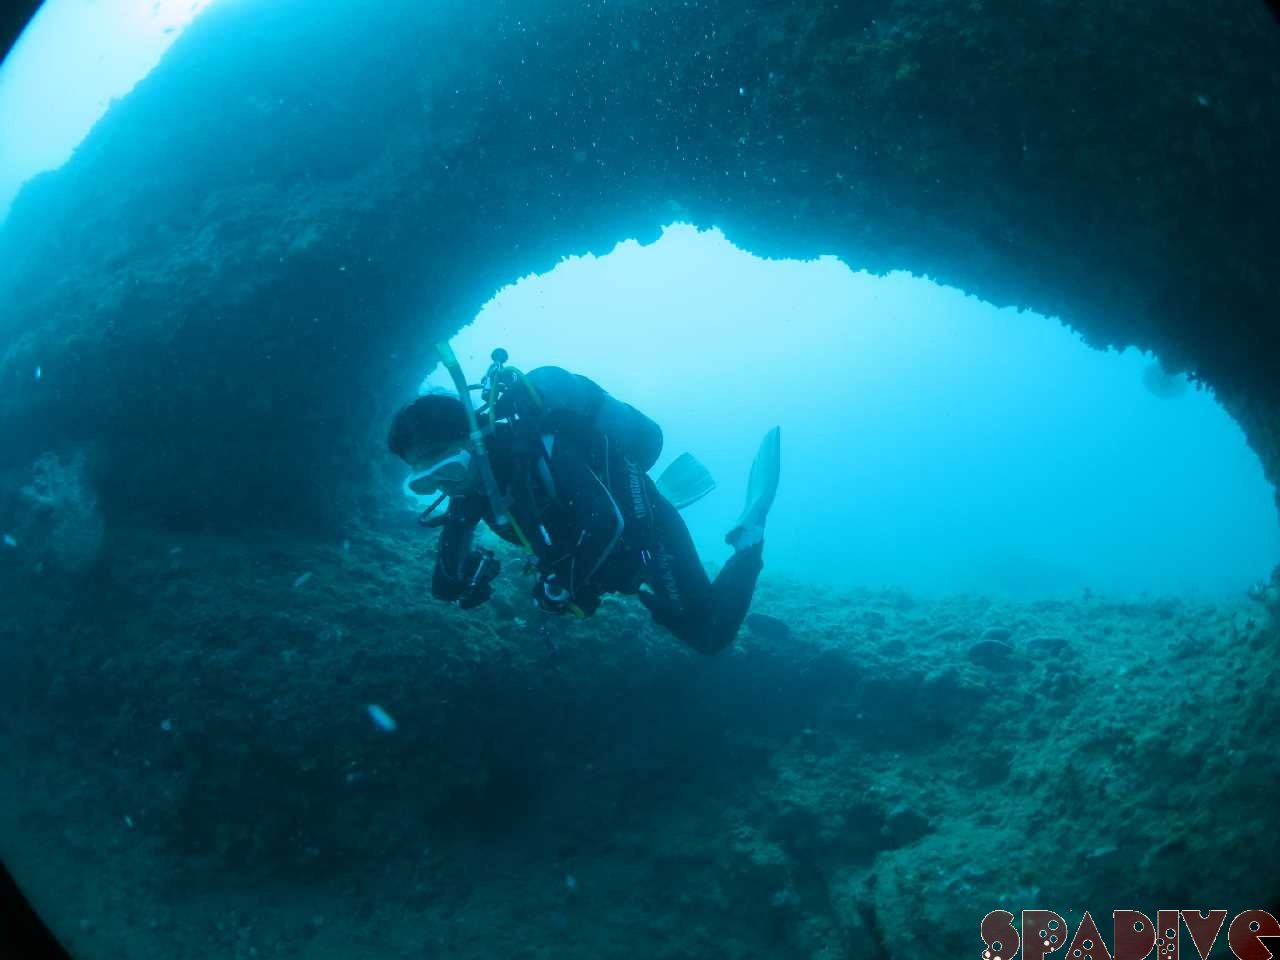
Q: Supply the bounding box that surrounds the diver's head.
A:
[388,393,473,493]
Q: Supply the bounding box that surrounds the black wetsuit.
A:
[431,418,764,655]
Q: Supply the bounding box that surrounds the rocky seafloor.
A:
[1,520,1278,960]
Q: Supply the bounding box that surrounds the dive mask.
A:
[404,449,473,496]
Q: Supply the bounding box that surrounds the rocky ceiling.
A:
[0,0,1276,529]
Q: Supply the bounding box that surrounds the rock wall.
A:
[0,0,1277,530]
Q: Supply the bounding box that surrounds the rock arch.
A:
[1,0,1276,529]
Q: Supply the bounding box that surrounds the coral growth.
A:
[8,451,105,575]
[1247,564,1280,626]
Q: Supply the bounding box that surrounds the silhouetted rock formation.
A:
[0,0,1276,530]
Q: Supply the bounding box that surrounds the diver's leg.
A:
[638,494,763,655]
[705,540,764,650]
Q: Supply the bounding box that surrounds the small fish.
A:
[366,704,397,733]
[2,534,16,548]
[123,815,134,829]
[34,366,42,381]
[160,719,172,732]
[342,539,350,553]
[168,546,183,556]
[293,572,313,589]
[564,874,578,891]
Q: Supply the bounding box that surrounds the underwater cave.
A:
[0,1,1278,959]
[422,223,1277,600]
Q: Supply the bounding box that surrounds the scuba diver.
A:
[387,345,781,655]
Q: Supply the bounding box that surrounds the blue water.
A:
[435,224,1278,599]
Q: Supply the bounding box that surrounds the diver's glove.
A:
[456,549,500,609]
[533,572,573,614]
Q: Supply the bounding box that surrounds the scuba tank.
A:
[434,343,663,619]
[481,350,714,512]
[482,349,663,472]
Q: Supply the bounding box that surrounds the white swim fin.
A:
[725,427,780,550]
[655,452,716,510]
